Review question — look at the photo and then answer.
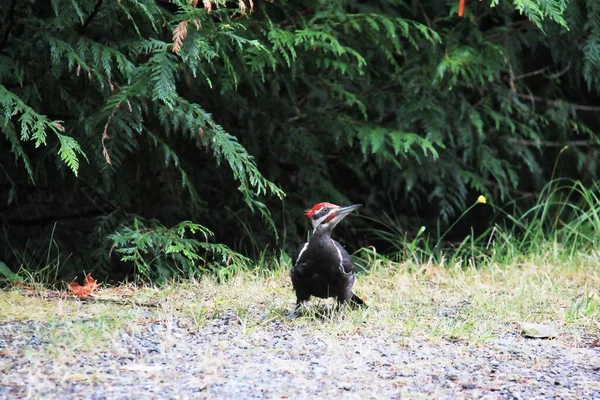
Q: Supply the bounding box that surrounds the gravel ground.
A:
[1,312,599,400]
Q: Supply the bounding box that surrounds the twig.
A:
[506,138,598,148]
[417,0,432,28]
[505,36,516,94]
[515,66,550,80]
[547,63,572,79]
[516,93,600,112]
[25,291,163,308]
[80,0,104,33]
[78,296,163,308]
[515,63,571,80]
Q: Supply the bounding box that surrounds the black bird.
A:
[290,202,366,310]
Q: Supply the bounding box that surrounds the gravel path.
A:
[1,312,599,400]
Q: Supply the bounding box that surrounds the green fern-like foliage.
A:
[108,218,249,281]
[1,0,284,278]
[1,0,599,280]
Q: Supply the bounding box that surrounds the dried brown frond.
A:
[203,0,212,13]
[189,0,198,7]
[238,0,246,16]
[102,110,116,165]
[172,20,188,55]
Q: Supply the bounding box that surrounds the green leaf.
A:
[0,262,24,283]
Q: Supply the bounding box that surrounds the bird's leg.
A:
[290,293,310,318]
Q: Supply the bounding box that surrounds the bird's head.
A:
[304,202,362,232]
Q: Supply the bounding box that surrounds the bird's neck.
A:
[310,227,333,244]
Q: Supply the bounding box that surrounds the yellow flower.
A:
[477,195,487,204]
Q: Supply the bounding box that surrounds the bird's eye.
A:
[321,207,329,213]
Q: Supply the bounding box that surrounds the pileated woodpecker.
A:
[290,202,366,310]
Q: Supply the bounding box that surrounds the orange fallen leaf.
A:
[83,272,101,291]
[68,273,101,298]
[68,282,89,297]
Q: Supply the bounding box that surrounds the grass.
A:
[1,179,600,358]
[1,247,598,360]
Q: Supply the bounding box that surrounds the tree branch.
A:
[516,93,600,112]
[80,0,104,34]
[515,63,571,80]
[506,138,598,148]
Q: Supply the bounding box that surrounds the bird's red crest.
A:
[304,202,338,218]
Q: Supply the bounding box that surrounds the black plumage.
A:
[290,203,366,310]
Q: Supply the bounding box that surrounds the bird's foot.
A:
[289,302,309,319]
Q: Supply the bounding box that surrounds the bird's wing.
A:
[292,242,309,267]
[333,240,354,274]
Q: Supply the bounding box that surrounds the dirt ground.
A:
[1,308,599,399]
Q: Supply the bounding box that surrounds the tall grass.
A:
[358,179,600,269]
[2,179,599,286]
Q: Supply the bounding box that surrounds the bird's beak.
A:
[337,204,362,218]
[315,204,362,232]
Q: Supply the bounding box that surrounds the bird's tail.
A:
[350,293,366,308]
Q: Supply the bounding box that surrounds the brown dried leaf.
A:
[238,0,246,16]
[203,0,212,13]
[172,21,188,55]
[102,111,115,165]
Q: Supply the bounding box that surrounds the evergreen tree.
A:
[1,0,598,281]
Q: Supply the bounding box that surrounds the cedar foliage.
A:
[1,0,599,281]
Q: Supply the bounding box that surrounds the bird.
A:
[290,202,366,312]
